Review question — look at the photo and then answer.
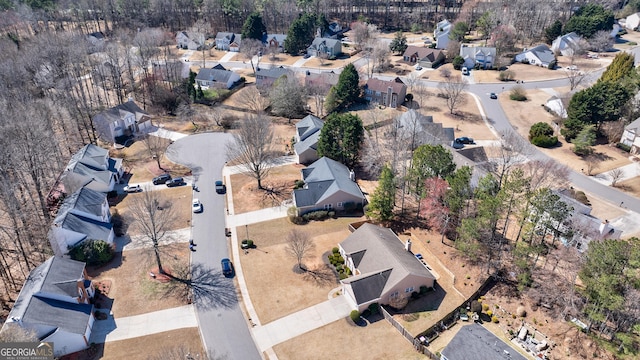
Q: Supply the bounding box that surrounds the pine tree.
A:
[317,113,364,168]
[366,165,396,221]
[241,12,267,41]
[331,63,360,111]
[389,31,408,54]
[599,52,636,83]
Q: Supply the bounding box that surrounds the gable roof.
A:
[65,161,113,186]
[266,34,287,44]
[365,77,406,94]
[396,110,455,145]
[296,115,324,141]
[524,44,555,63]
[310,37,341,49]
[294,130,321,156]
[256,66,289,79]
[434,19,451,35]
[293,157,364,207]
[460,45,496,60]
[22,295,93,336]
[94,101,148,125]
[625,117,640,132]
[442,324,527,360]
[53,211,112,244]
[196,67,237,83]
[402,46,444,62]
[57,187,107,219]
[216,32,238,41]
[340,223,435,304]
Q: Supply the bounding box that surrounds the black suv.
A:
[152,174,171,185]
[166,177,185,187]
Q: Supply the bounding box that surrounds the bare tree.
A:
[239,86,269,114]
[565,69,589,91]
[522,159,570,191]
[189,19,212,69]
[128,187,177,274]
[317,51,329,66]
[226,114,275,189]
[487,130,532,188]
[609,168,624,187]
[565,39,589,65]
[0,323,37,342]
[141,134,169,170]
[351,22,378,51]
[269,73,307,121]
[584,154,600,176]
[439,75,468,114]
[240,38,264,75]
[308,85,325,118]
[439,67,451,79]
[285,229,315,272]
[589,30,614,54]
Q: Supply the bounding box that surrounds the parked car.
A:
[452,140,464,149]
[455,137,475,145]
[415,64,423,71]
[460,312,469,321]
[152,173,171,185]
[461,66,469,75]
[166,177,185,187]
[221,258,233,276]
[192,198,203,213]
[303,53,311,59]
[123,184,142,193]
[215,180,226,194]
[490,92,497,99]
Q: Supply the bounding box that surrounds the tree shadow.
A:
[302,264,339,287]
[162,262,239,311]
[86,252,125,277]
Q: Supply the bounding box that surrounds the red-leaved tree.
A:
[419,177,450,231]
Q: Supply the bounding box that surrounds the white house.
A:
[176,31,199,50]
[620,117,640,154]
[460,45,496,69]
[551,32,584,57]
[434,19,451,49]
[626,12,640,30]
[294,115,324,164]
[61,144,124,194]
[92,100,151,144]
[215,32,241,51]
[545,96,568,118]
[195,65,240,89]
[2,257,95,358]
[514,44,556,68]
[49,209,115,257]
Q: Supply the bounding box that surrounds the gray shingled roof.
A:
[58,187,107,219]
[195,68,236,83]
[256,66,289,79]
[22,295,93,335]
[397,110,454,146]
[71,144,108,170]
[441,323,527,360]
[310,37,341,49]
[527,44,555,64]
[296,115,324,141]
[340,223,435,304]
[66,162,112,185]
[94,101,148,125]
[55,212,112,245]
[266,34,287,44]
[625,117,640,132]
[294,130,321,157]
[293,157,365,207]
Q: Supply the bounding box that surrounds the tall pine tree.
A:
[366,165,396,221]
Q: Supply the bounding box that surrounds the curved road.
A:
[167,133,262,360]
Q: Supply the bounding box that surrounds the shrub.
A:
[332,247,340,254]
[548,59,558,69]
[487,310,493,317]
[575,191,590,206]
[492,316,499,323]
[629,42,638,45]
[411,291,420,299]
[509,86,527,101]
[482,304,489,312]
[529,122,554,140]
[498,70,515,81]
[419,285,429,294]
[336,256,344,264]
[345,267,352,275]
[368,303,380,315]
[350,310,360,322]
[294,180,305,189]
[470,300,482,313]
[531,135,558,148]
[520,59,530,64]
[452,56,465,70]
[304,210,329,221]
[69,240,114,266]
[617,142,631,152]
[336,264,343,272]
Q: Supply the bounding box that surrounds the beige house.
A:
[339,223,436,312]
[402,46,445,68]
[364,77,407,109]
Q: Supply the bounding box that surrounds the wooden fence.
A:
[380,305,439,360]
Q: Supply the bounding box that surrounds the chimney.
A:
[349,169,355,181]
[387,86,393,107]
[599,220,610,236]
[405,239,412,252]
[127,96,134,102]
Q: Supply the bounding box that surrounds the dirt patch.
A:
[239,217,363,324]
[230,163,302,213]
[100,328,205,360]
[188,49,227,63]
[616,176,640,198]
[87,243,191,318]
[112,140,192,184]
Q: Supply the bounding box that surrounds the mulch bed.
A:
[148,267,173,283]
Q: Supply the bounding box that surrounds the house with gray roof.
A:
[441,323,527,360]
[307,37,342,57]
[265,34,287,52]
[460,45,496,69]
[57,187,110,224]
[195,66,241,89]
[49,210,114,257]
[339,223,436,312]
[396,110,454,148]
[92,100,151,144]
[551,32,584,57]
[3,257,95,357]
[215,32,241,52]
[620,117,640,154]
[434,19,452,49]
[292,157,366,216]
[61,144,124,193]
[176,31,199,50]
[515,44,556,68]
[294,115,324,164]
[256,66,291,89]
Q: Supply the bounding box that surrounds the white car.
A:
[192,199,203,213]
[415,64,423,71]
[123,184,142,193]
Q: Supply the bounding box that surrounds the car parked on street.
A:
[215,180,226,194]
[455,137,475,145]
[152,173,171,185]
[490,92,497,99]
[192,198,203,213]
[166,177,185,187]
[221,258,233,276]
[123,184,142,193]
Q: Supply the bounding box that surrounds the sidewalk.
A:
[147,126,188,141]
[227,206,289,227]
[90,305,197,343]
[590,160,639,186]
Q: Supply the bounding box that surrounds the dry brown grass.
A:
[259,53,303,66]
[112,140,192,183]
[100,328,205,360]
[238,217,363,324]
[87,243,190,318]
[304,56,355,69]
[230,163,303,213]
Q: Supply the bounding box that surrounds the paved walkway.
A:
[291,56,312,68]
[251,296,352,352]
[147,126,188,141]
[590,160,639,186]
[227,206,290,227]
[90,305,198,343]
[220,51,237,62]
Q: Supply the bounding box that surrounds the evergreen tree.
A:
[572,125,596,156]
[563,4,614,38]
[317,112,364,168]
[410,144,456,197]
[544,20,563,44]
[366,165,396,221]
[389,31,408,54]
[241,12,267,41]
[331,63,360,110]
[600,52,637,83]
[449,22,469,42]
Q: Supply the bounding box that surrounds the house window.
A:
[405,286,414,293]
[390,291,399,299]
[324,204,333,210]
[337,202,343,208]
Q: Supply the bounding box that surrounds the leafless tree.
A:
[351,22,378,51]
[589,30,614,54]
[239,86,269,114]
[226,114,276,190]
[522,159,570,191]
[609,168,624,187]
[189,19,212,69]
[269,73,307,121]
[141,134,169,170]
[307,85,325,118]
[439,67,451,79]
[317,51,329,66]
[565,69,589,91]
[413,82,429,109]
[240,38,264,75]
[445,40,461,62]
[128,187,177,274]
[565,39,590,65]
[487,130,532,189]
[285,229,315,272]
[584,155,600,176]
[439,75,468,114]
[0,323,37,342]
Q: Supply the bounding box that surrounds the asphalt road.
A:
[166,133,262,360]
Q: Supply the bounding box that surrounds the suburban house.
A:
[86,32,105,51]
[402,46,445,68]
[2,257,95,357]
[307,37,342,57]
[265,34,287,52]
[364,77,407,109]
[551,32,584,57]
[176,31,199,50]
[626,12,640,30]
[620,117,640,154]
[255,66,291,89]
[195,65,241,89]
[58,187,111,223]
[215,32,241,51]
[441,323,527,360]
[460,45,496,69]
[92,100,151,144]
[294,115,324,164]
[514,44,556,68]
[545,95,568,118]
[304,70,340,93]
[396,110,455,148]
[339,223,436,312]
[49,207,115,257]
[61,144,124,194]
[433,19,451,49]
[292,157,366,215]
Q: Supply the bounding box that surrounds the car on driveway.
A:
[123,184,142,193]
[221,258,233,276]
[166,177,185,187]
[192,198,203,213]
[153,173,171,185]
[215,180,226,194]
[415,64,423,71]
[455,137,475,145]
[490,92,497,99]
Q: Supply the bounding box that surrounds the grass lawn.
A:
[230,163,303,213]
[100,328,205,360]
[112,140,192,184]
